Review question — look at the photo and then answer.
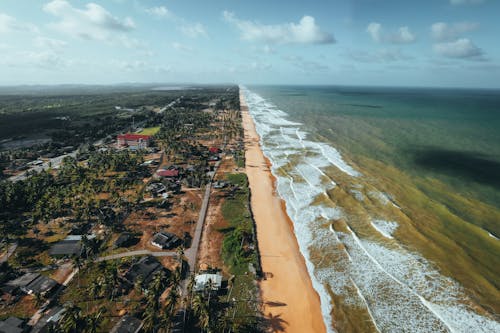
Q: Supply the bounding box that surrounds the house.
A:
[3,273,39,295]
[122,256,166,287]
[213,180,228,189]
[110,315,143,333]
[151,232,181,250]
[4,273,57,296]
[194,273,223,292]
[156,169,179,178]
[114,233,132,248]
[0,317,24,333]
[146,182,167,195]
[30,306,65,333]
[49,237,82,257]
[209,147,220,154]
[24,275,57,296]
[117,134,151,150]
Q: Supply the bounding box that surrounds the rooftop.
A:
[151,232,181,249]
[156,169,179,178]
[49,239,81,256]
[194,273,223,291]
[117,134,151,141]
[5,273,40,288]
[123,256,163,285]
[0,317,24,333]
[110,315,143,333]
[25,275,58,295]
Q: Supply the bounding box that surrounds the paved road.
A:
[184,183,212,272]
[95,250,177,262]
[180,160,221,296]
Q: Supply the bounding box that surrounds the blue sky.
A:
[0,0,499,87]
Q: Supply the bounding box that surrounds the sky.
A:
[0,0,499,88]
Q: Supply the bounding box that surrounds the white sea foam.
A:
[371,219,398,239]
[241,86,500,333]
[487,231,499,240]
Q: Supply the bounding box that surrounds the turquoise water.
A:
[249,85,500,210]
[243,86,500,333]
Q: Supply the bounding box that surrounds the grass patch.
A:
[138,126,160,136]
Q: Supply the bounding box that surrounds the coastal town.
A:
[0,86,274,332]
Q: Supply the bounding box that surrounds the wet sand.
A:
[240,91,327,333]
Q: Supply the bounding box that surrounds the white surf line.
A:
[486,230,499,240]
[370,221,394,239]
[345,225,456,333]
[314,142,360,177]
[350,277,382,333]
[329,224,353,262]
[305,159,337,189]
[294,163,318,190]
[295,128,306,148]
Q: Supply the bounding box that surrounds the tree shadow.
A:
[265,301,287,307]
[261,312,288,332]
[413,148,500,189]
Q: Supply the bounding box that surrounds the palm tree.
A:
[84,308,104,333]
[87,280,100,302]
[192,294,210,332]
[60,303,86,333]
[176,246,185,274]
[142,305,158,333]
[72,255,82,288]
[33,292,45,307]
[134,275,144,294]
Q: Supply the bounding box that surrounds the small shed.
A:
[151,232,181,250]
[194,273,223,292]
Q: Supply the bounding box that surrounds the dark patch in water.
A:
[339,103,382,109]
[414,149,500,189]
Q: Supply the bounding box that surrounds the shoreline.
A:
[240,90,327,333]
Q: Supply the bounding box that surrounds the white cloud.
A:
[1,50,68,69]
[0,12,38,34]
[366,22,416,44]
[145,6,171,18]
[283,55,329,72]
[349,48,413,63]
[430,22,479,41]
[179,23,207,38]
[223,11,335,45]
[172,42,193,52]
[144,6,206,38]
[43,0,135,42]
[433,38,484,59]
[34,36,67,49]
[450,0,485,5]
[366,22,382,42]
[111,59,147,71]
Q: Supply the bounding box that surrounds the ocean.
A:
[241,85,500,333]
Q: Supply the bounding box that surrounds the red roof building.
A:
[209,147,220,154]
[156,169,179,178]
[117,134,151,150]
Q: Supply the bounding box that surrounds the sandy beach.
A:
[240,91,327,333]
